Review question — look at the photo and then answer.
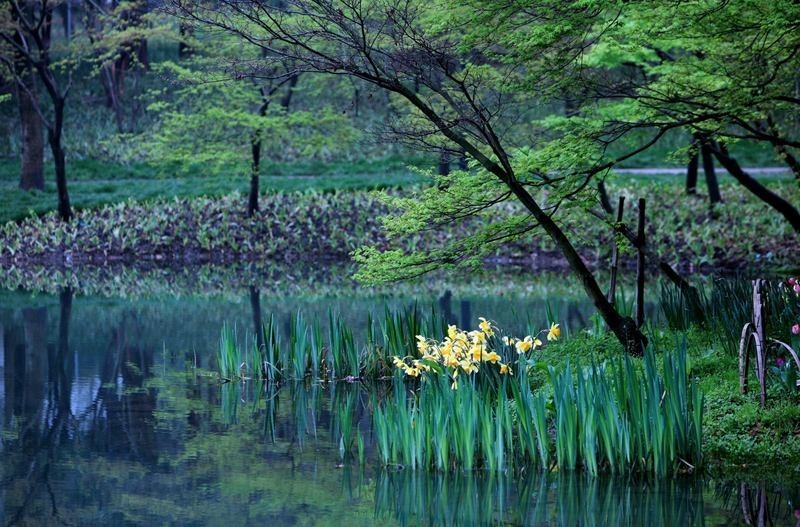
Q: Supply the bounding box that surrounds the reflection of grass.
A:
[375,471,709,527]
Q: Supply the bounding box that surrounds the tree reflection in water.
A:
[0,290,797,526]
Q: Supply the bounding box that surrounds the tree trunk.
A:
[438,150,450,176]
[249,136,261,216]
[101,64,125,133]
[16,65,44,191]
[508,180,646,355]
[11,3,44,192]
[607,196,625,302]
[179,23,194,59]
[686,135,699,195]
[49,98,72,222]
[635,199,646,328]
[457,149,468,171]
[711,143,800,232]
[395,84,646,355]
[700,143,722,204]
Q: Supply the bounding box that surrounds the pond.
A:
[0,267,797,525]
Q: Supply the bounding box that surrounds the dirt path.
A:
[615,167,789,176]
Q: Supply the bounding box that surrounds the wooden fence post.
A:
[636,198,646,328]
[607,196,625,303]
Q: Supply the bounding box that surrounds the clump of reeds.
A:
[374,338,703,476]
[660,278,796,354]
[217,305,447,382]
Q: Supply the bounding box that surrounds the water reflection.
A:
[0,287,796,525]
[374,471,708,527]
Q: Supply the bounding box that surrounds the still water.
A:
[0,269,797,526]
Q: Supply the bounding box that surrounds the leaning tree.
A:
[168,0,664,354]
[568,0,800,230]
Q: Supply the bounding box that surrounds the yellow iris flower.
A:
[416,335,428,354]
[448,324,458,340]
[485,351,501,363]
[478,317,494,336]
[547,323,561,341]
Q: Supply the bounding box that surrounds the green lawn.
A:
[0,157,431,224]
[0,155,794,225]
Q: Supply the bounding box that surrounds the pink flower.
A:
[776,356,786,368]
[793,323,800,335]
[789,277,797,286]
[794,284,800,294]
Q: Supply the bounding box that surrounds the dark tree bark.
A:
[49,97,72,222]
[598,180,613,214]
[58,1,73,40]
[700,143,722,204]
[178,22,194,59]
[457,149,468,171]
[438,150,450,176]
[249,134,263,215]
[686,135,699,195]
[249,73,298,216]
[15,60,44,191]
[711,143,800,233]
[635,199,646,328]
[12,2,44,191]
[508,178,646,355]
[607,196,624,303]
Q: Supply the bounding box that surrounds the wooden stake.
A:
[607,196,625,303]
[636,198,646,328]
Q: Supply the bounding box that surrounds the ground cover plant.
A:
[1,178,797,271]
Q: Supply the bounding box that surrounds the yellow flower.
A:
[478,317,494,336]
[448,324,458,340]
[533,337,543,348]
[516,337,532,354]
[547,323,561,341]
[459,360,478,374]
[485,351,501,363]
[500,363,512,375]
[413,359,430,372]
[471,344,483,361]
[422,350,439,361]
[392,356,405,368]
[470,330,486,344]
[416,335,428,354]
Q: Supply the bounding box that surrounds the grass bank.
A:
[533,330,800,475]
